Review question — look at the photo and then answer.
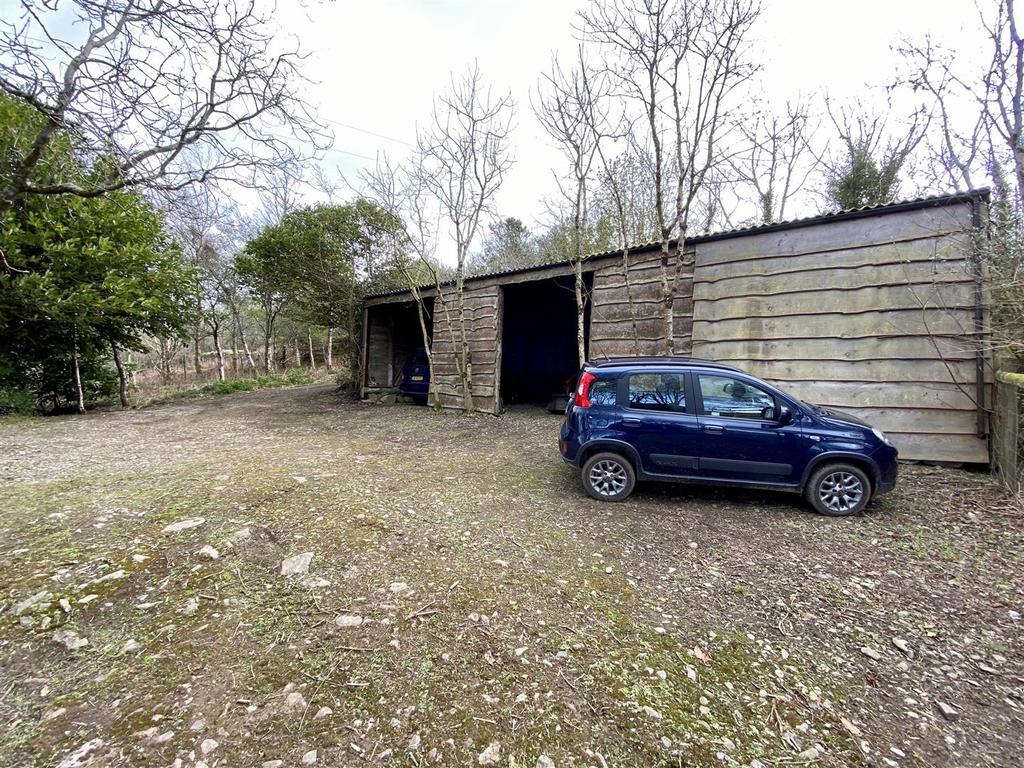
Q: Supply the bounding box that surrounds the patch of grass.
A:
[142,371,318,406]
[888,529,963,562]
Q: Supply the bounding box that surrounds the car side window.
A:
[589,378,618,406]
[698,374,776,420]
[627,373,686,412]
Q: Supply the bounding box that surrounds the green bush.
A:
[334,366,356,394]
[204,379,259,395]
[286,368,315,385]
[0,387,38,415]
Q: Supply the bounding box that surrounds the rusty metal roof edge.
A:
[365,188,990,300]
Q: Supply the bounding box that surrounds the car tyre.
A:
[581,452,636,502]
[806,463,872,516]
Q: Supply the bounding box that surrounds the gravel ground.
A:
[1,383,1022,768]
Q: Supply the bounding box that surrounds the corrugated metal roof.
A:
[366,188,989,299]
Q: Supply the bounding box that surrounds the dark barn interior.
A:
[500,274,592,407]
[364,299,432,391]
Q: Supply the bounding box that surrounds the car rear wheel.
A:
[806,463,871,516]
[581,452,636,502]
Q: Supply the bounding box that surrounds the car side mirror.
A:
[777,405,794,425]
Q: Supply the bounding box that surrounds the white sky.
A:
[272,0,989,245]
[0,0,992,259]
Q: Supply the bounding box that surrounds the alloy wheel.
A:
[818,471,864,513]
[589,459,628,497]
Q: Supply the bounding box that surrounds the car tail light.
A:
[574,371,596,408]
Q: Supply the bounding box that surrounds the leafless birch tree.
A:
[580,0,760,354]
[731,100,818,224]
[413,65,514,413]
[534,48,606,365]
[364,155,444,407]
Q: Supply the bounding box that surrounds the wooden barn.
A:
[361,190,992,464]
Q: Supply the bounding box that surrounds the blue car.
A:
[399,347,430,402]
[559,357,898,516]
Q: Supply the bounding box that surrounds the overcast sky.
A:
[0,0,992,256]
[275,0,989,236]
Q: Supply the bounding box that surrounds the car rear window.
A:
[627,373,686,412]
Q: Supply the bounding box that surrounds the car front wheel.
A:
[581,452,636,502]
[806,463,872,516]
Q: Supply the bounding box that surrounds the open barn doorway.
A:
[499,274,592,409]
[363,299,433,400]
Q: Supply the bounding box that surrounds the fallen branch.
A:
[405,600,438,621]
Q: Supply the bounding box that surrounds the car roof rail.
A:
[586,356,743,372]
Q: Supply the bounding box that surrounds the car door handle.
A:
[703,425,725,433]
[622,418,641,427]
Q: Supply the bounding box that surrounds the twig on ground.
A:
[405,600,438,621]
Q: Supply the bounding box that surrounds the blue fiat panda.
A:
[559,357,898,516]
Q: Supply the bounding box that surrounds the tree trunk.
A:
[325,327,333,371]
[242,332,257,374]
[265,334,274,374]
[573,188,587,367]
[574,259,586,366]
[659,239,675,355]
[71,339,85,414]
[158,339,171,384]
[293,339,302,368]
[231,322,239,376]
[307,328,316,371]
[111,342,129,408]
[127,351,138,386]
[193,335,202,378]
[454,276,474,414]
[213,324,226,381]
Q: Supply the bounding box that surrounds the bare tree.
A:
[898,39,986,193]
[732,99,818,224]
[0,0,325,222]
[588,138,663,353]
[534,48,606,366]
[899,1,1024,380]
[411,64,514,413]
[900,1,1023,205]
[363,154,444,407]
[986,0,1024,204]
[819,101,929,210]
[580,0,760,354]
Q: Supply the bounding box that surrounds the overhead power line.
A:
[321,117,415,148]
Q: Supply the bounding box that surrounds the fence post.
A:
[994,370,1024,490]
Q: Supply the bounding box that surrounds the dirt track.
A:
[1,384,1022,767]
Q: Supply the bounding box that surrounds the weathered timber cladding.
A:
[690,202,989,462]
[429,283,501,412]
[589,246,695,357]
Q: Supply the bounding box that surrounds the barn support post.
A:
[493,285,504,414]
[971,195,989,440]
[358,304,369,399]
